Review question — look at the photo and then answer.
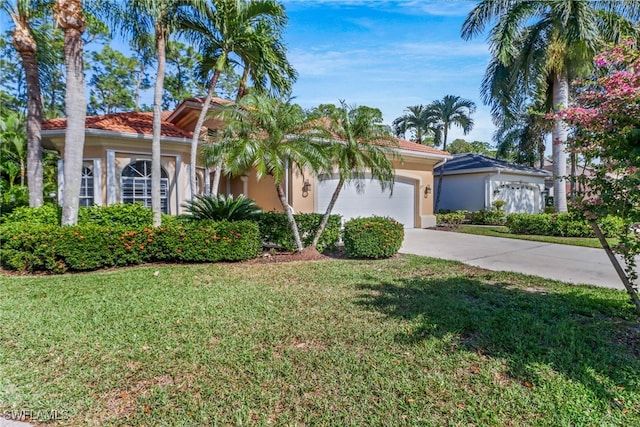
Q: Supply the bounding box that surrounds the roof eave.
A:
[436,166,551,177]
[396,148,452,161]
[42,128,192,144]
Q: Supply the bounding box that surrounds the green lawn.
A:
[1,256,638,425]
[455,224,617,249]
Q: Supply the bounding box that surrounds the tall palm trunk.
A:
[189,69,221,199]
[151,31,167,227]
[275,181,303,252]
[12,20,43,207]
[58,0,86,226]
[311,176,344,248]
[552,72,569,213]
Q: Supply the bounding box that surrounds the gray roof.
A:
[434,153,551,176]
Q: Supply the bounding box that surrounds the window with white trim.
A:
[121,160,169,213]
[79,163,94,207]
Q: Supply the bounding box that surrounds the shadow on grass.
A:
[356,273,640,400]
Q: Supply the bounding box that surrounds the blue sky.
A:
[281,0,495,145]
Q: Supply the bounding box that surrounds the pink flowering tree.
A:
[559,39,640,312]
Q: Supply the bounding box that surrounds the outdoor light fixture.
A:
[424,184,432,197]
[302,179,311,197]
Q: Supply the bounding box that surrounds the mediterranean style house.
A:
[42,98,450,228]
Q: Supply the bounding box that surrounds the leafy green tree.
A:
[310,101,396,249]
[494,104,550,167]
[448,138,496,157]
[203,93,326,252]
[0,111,27,188]
[128,33,155,111]
[461,0,639,212]
[392,104,440,145]
[429,95,476,211]
[162,41,207,110]
[181,0,292,200]
[88,44,139,115]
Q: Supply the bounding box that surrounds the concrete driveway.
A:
[401,229,627,290]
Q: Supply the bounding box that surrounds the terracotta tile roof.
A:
[42,111,193,139]
[396,138,449,156]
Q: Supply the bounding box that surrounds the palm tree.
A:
[494,101,551,168]
[429,95,476,211]
[3,0,45,207]
[310,101,396,249]
[461,0,639,212]
[233,19,296,101]
[203,93,326,252]
[55,0,87,225]
[181,0,293,200]
[111,0,200,226]
[392,104,440,145]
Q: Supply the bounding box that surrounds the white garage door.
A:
[496,184,539,214]
[316,177,416,227]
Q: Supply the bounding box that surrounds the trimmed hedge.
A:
[256,212,341,252]
[505,213,624,238]
[436,211,468,228]
[1,203,183,227]
[470,209,505,225]
[0,220,261,274]
[343,216,404,259]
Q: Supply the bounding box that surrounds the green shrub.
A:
[183,194,261,221]
[0,220,261,274]
[145,221,261,262]
[506,213,552,235]
[343,216,404,259]
[506,213,623,238]
[470,209,505,225]
[549,213,592,237]
[256,212,341,253]
[436,211,468,228]
[78,203,153,227]
[1,204,60,225]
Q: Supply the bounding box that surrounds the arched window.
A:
[121,161,169,213]
[79,164,94,207]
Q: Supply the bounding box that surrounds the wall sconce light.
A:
[424,184,432,198]
[302,179,311,197]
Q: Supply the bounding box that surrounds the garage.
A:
[315,176,416,227]
[495,183,540,214]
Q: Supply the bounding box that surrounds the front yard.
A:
[1,255,638,425]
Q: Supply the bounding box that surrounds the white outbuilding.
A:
[434,153,551,214]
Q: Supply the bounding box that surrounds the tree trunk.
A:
[211,162,223,195]
[311,177,344,248]
[552,72,569,213]
[590,221,640,313]
[12,24,44,207]
[275,181,303,252]
[189,70,221,200]
[59,0,86,226]
[151,32,166,227]
[569,149,576,201]
[135,65,143,111]
[236,66,249,101]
